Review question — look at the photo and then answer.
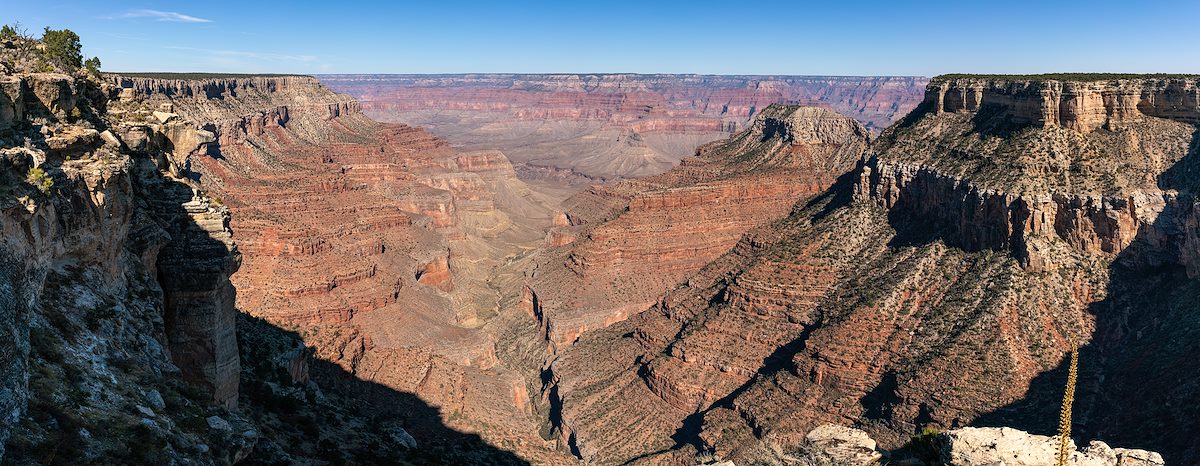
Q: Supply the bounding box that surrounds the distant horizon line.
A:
[107,71,932,78]
[105,71,1200,80]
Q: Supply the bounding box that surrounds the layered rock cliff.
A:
[0,64,251,461]
[321,74,926,179]
[542,76,1200,464]
[524,105,870,351]
[105,73,580,463]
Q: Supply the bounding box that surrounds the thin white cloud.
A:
[113,9,212,23]
[163,46,317,62]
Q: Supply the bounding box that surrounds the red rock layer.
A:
[544,77,1200,464]
[114,75,576,463]
[320,74,926,179]
[323,74,927,132]
[526,105,870,351]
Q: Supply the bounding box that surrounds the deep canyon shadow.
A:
[237,313,531,465]
[139,141,528,464]
[972,132,1200,464]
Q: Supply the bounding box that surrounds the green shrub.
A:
[0,24,17,41]
[900,426,942,463]
[84,56,101,77]
[41,27,82,69]
[26,167,53,193]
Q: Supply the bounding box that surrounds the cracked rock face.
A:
[937,427,1164,466]
[0,57,249,461]
[789,424,1164,466]
[796,424,882,465]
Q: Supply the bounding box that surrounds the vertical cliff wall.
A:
[0,67,250,462]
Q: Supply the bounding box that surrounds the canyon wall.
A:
[524,105,870,351]
[106,73,581,463]
[542,76,1200,464]
[321,74,926,179]
[927,77,1200,131]
[0,70,251,462]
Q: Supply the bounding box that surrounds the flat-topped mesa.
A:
[927,75,1200,131]
[107,74,361,124]
[866,75,1200,274]
[111,74,314,98]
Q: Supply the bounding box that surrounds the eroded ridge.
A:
[542,76,1200,464]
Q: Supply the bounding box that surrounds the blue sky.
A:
[6,0,1199,76]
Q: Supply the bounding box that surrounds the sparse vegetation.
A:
[26,166,54,193]
[900,426,942,463]
[84,56,101,77]
[0,24,18,41]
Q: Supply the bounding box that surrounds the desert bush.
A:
[900,426,941,462]
[27,166,53,193]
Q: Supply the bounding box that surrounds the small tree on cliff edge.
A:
[0,24,17,41]
[41,27,82,69]
[84,56,101,77]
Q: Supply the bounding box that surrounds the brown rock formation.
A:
[526,105,870,351]
[542,76,1200,464]
[0,68,250,461]
[108,74,577,462]
[321,74,927,179]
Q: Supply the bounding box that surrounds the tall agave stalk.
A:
[1056,342,1079,466]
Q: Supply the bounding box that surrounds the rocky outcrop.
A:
[795,425,882,465]
[0,67,249,462]
[938,427,1164,466]
[322,74,925,179]
[791,425,1164,466]
[928,77,1200,131]
[155,196,242,408]
[1,73,81,127]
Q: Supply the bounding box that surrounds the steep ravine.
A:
[105,73,581,463]
[1,61,561,463]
